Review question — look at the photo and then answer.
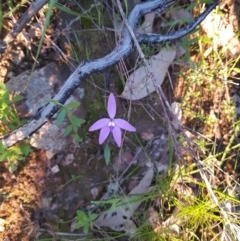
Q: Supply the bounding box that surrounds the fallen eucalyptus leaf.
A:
[94,165,154,233]
[137,12,156,34]
[121,48,176,100]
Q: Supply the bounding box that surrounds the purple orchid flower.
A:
[89,93,136,147]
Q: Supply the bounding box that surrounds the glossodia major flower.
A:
[89,93,136,147]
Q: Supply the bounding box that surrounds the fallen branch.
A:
[0,0,218,147]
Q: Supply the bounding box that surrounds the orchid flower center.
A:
[108,119,115,130]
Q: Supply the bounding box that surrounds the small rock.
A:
[45,151,57,161]
[141,132,154,141]
[50,202,60,210]
[91,185,103,200]
[62,153,74,166]
[51,165,60,174]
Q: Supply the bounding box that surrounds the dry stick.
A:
[0,118,48,146]
[0,0,48,53]
[38,229,93,237]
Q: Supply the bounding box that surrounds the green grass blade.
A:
[3,0,28,18]
[54,2,97,20]
[31,0,56,72]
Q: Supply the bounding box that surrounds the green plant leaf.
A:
[0,142,5,153]
[75,210,96,234]
[9,146,22,156]
[66,101,80,109]
[76,210,86,219]
[104,145,111,165]
[200,36,212,44]
[0,151,9,161]
[56,109,66,126]
[89,212,98,221]
[83,223,89,234]
[55,3,97,20]
[185,3,195,11]
[72,123,78,133]
[20,119,28,125]
[12,95,24,102]
[45,99,59,105]
[78,118,86,125]
[201,0,217,4]
[63,125,72,136]
[72,134,82,143]
[92,198,119,210]
[19,144,32,156]
[7,161,17,173]
[3,91,9,100]
[69,114,85,127]
[75,210,88,229]
[233,68,240,74]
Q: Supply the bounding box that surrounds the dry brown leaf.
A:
[93,166,154,233]
[137,12,156,34]
[121,48,176,100]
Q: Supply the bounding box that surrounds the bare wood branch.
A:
[1,117,47,147]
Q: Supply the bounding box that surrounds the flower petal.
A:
[107,93,116,119]
[112,126,122,147]
[89,118,109,131]
[114,119,136,132]
[99,126,111,144]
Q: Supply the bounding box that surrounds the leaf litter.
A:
[121,48,176,100]
[93,165,154,234]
